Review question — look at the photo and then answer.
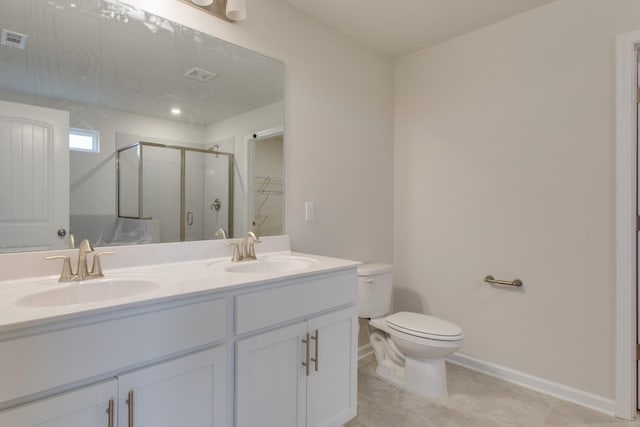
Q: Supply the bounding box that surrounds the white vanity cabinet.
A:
[0,380,117,427]
[0,256,359,427]
[305,308,358,427]
[117,346,227,427]
[0,297,229,427]
[235,271,358,427]
[236,308,357,427]
[0,347,226,427]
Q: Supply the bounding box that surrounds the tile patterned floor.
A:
[346,360,640,427]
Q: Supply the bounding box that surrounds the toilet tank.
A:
[357,263,393,318]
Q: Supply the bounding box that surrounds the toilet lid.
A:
[385,312,463,341]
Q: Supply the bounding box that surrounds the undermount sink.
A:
[16,279,160,307]
[224,255,319,274]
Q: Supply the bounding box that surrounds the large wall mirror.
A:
[0,0,285,253]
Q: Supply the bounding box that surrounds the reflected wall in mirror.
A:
[0,0,285,253]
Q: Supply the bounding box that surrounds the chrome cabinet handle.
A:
[310,329,319,372]
[107,399,114,427]
[186,211,194,225]
[127,390,134,427]
[302,333,310,376]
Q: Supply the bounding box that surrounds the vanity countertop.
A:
[0,249,359,334]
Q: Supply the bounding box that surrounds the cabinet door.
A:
[117,346,227,427]
[236,321,307,427]
[0,379,117,427]
[306,307,358,427]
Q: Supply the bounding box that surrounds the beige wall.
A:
[126,0,395,263]
[394,0,640,399]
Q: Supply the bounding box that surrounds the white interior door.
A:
[0,100,69,252]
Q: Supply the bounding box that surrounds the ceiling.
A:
[0,0,284,126]
[284,0,558,57]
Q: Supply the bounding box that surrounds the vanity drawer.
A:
[235,271,357,335]
[0,297,226,405]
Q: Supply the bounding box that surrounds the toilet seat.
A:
[385,312,463,342]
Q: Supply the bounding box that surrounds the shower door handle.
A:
[186,211,194,225]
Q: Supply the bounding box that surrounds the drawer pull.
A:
[302,333,310,376]
[310,329,319,372]
[127,390,134,427]
[108,399,114,427]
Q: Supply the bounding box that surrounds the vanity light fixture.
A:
[225,0,246,21]
[179,0,246,22]
[171,107,182,115]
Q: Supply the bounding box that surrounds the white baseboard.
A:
[357,344,616,416]
[447,353,616,417]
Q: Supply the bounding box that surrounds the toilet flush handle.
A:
[365,278,374,284]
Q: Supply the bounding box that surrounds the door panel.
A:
[0,379,116,427]
[141,145,181,243]
[117,347,227,427]
[306,308,358,427]
[0,100,69,252]
[236,322,307,427]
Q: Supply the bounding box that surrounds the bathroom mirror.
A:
[0,0,285,253]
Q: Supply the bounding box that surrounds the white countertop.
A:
[0,249,359,334]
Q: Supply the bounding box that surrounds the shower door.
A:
[184,150,233,241]
[141,145,182,243]
[118,142,233,243]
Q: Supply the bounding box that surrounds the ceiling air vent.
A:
[184,67,217,82]
[1,29,27,49]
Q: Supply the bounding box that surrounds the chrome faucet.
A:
[46,239,114,282]
[76,239,94,281]
[227,232,261,262]
[241,231,261,260]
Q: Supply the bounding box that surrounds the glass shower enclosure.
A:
[117,141,234,243]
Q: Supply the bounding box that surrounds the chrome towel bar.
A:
[484,275,523,287]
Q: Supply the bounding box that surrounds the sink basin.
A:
[17,279,160,307]
[224,256,318,274]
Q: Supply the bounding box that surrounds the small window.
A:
[69,128,100,153]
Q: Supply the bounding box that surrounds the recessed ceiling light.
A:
[171,108,182,115]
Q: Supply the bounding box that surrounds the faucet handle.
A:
[226,242,241,262]
[45,255,75,282]
[247,236,261,258]
[91,251,115,277]
[66,233,75,249]
[78,239,94,252]
[215,228,227,239]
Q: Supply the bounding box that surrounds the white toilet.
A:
[358,263,464,398]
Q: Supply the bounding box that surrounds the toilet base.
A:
[374,356,448,399]
[403,357,448,399]
[367,319,458,399]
